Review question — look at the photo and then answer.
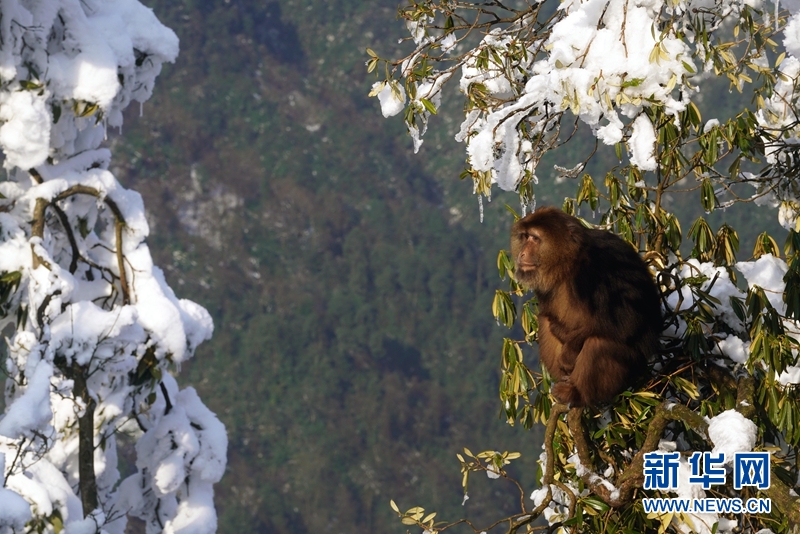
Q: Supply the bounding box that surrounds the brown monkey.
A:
[510,207,661,407]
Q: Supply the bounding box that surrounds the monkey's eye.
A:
[528,233,541,244]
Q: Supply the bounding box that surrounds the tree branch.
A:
[561,378,799,527]
[52,184,131,304]
[569,402,707,507]
[70,363,98,517]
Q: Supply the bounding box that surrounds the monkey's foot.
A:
[552,381,586,408]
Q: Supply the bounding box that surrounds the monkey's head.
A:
[510,207,583,292]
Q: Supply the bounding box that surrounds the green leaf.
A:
[0,271,21,284]
[700,179,717,213]
[620,77,645,88]
[687,101,702,128]
[492,290,516,327]
[20,79,42,90]
[50,512,64,534]
[74,101,99,118]
[368,81,385,97]
[714,224,738,265]
[582,496,611,513]
[420,98,438,115]
[753,231,779,258]
[729,296,747,322]
[576,174,599,210]
[504,204,520,220]
[367,58,378,74]
[78,217,91,238]
[664,213,682,251]
[521,302,538,338]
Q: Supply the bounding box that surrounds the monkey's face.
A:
[510,222,547,291]
[510,208,581,292]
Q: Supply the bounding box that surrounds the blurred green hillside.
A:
[114,1,546,532]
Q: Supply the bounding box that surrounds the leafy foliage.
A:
[372,0,800,532]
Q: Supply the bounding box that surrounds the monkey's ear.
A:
[565,218,587,244]
[505,204,521,221]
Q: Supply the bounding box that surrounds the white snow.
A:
[703,119,720,133]
[713,335,750,364]
[373,81,406,118]
[708,410,757,461]
[628,114,658,171]
[441,33,458,54]
[785,13,800,58]
[778,365,800,385]
[0,361,53,439]
[451,0,692,190]
[664,260,745,337]
[737,254,788,313]
[0,487,31,531]
[0,91,51,169]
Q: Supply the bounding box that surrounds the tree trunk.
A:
[73,368,98,516]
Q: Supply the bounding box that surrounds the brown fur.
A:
[510,207,662,407]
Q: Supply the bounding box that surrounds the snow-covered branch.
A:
[0,2,226,533]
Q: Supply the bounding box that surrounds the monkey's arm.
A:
[558,337,586,374]
[540,314,586,374]
[537,315,565,379]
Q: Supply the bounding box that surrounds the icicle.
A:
[479,194,484,223]
[775,0,780,31]
[118,124,122,136]
[104,119,107,141]
[140,101,143,117]
[521,198,527,217]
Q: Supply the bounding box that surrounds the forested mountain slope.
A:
[114,1,541,532]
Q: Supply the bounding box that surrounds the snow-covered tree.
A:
[371,0,800,532]
[0,1,226,533]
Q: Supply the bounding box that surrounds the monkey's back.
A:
[572,229,662,357]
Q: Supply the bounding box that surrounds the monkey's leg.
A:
[551,337,638,407]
